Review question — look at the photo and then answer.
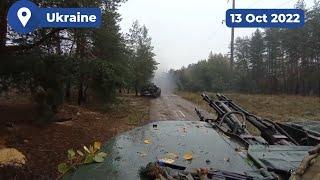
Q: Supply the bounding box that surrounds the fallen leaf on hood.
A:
[138,151,147,157]
[183,152,193,160]
[144,139,152,144]
[159,158,175,164]
[140,153,147,157]
[165,153,179,160]
[181,127,187,133]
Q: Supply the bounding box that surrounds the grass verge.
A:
[177,91,320,122]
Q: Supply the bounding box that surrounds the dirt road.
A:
[150,93,213,121]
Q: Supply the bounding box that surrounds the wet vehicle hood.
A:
[62,121,311,180]
[286,121,320,135]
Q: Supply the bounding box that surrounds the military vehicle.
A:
[140,84,161,98]
[63,93,320,180]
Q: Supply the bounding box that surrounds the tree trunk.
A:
[318,77,320,97]
[83,84,88,103]
[78,79,84,105]
[75,30,86,105]
[65,79,71,100]
[135,86,138,96]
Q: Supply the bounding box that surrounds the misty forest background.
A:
[0,0,158,122]
[173,1,320,96]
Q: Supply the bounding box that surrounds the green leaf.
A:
[84,154,94,164]
[68,149,76,160]
[93,152,107,163]
[58,163,70,174]
[93,155,104,163]
[97,152,107,158]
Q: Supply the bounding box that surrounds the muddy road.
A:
[150,93,213,121]
[150,71,213,121]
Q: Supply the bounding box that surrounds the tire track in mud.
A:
[150,93,213,121]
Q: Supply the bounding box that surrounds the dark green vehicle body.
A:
[140,84,161,98]
[63,121,318,180]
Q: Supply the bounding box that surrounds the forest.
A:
[0,0,158,123]
[173,1,320,96]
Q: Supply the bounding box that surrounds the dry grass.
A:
[177,91,320,122]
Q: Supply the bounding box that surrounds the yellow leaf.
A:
[140,153,147,157]
[89,145,95,153]
[83,146,90,153]
[165,153,179,160]
[144,139,152,144]
[183,152,193,160]
[94,141,102,150]
[77,150,84,156]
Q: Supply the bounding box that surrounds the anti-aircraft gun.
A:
[195,93,320,178]
[196,93,320,147]
[62,93,320,180]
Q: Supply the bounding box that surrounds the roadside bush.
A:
[0,53,71,123]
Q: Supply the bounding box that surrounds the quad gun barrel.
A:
[196,93,316,146]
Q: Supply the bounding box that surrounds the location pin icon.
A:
[17,7,31,27]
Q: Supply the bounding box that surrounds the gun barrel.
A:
[215,93,298,145]
[201,93,245,134]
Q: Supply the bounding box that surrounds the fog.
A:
[153,71,176,94]
[119,0,315,71]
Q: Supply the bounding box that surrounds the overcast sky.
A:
[118,0,315,71]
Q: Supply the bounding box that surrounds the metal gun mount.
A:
[196,93,320,147]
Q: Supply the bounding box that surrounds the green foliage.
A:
[88,59,117,102]
[173,3,320,96]
[93,152,108,163]
[126,21,159,94]
[67,149,76,160]
[57,142,107,175]
[173,54,231,92]
[58,163,70,174]
[0,0,158,122]
[0,52,72,122]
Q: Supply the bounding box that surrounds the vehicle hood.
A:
[63,121,256,179]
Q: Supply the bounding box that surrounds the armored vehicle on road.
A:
[140,84,161,98]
